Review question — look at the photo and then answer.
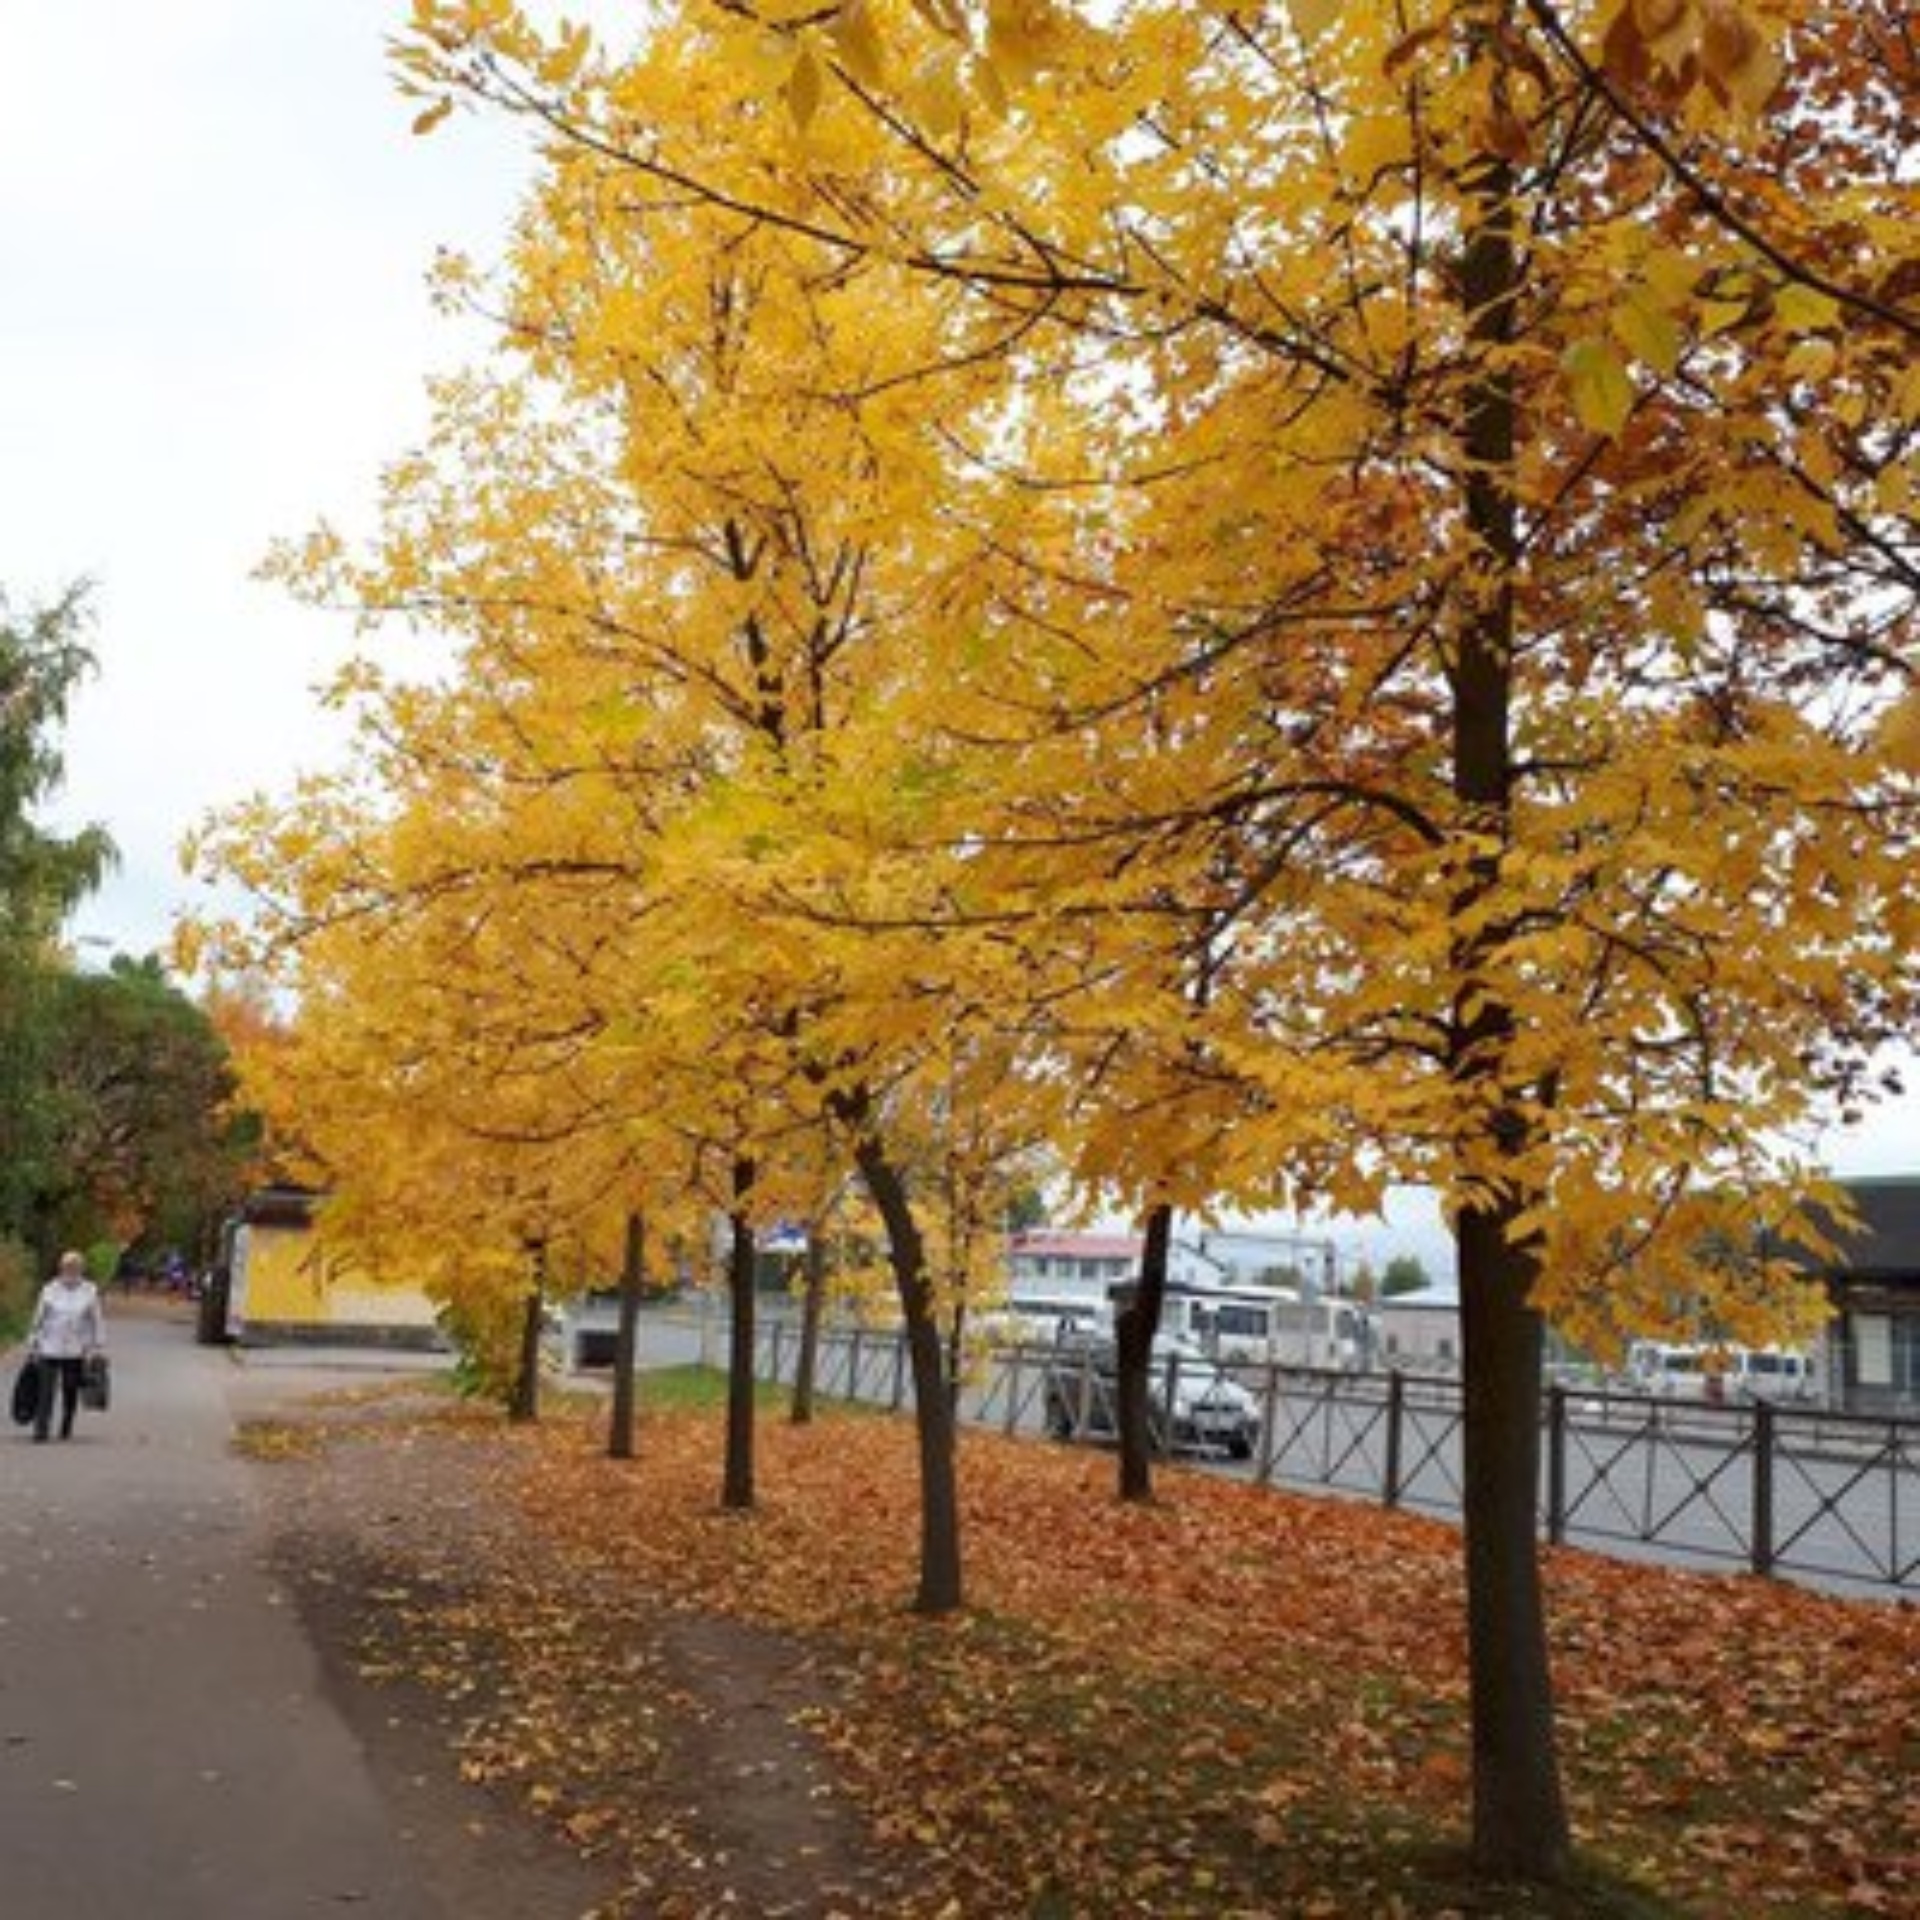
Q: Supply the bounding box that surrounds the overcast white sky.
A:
[1,0,567,948]
[2,3,1910,1220]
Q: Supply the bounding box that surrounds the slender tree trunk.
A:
[790,1221,826,1426]
[609,1208,644,1460]
[507,1239,545,1425]
[722,1158,757,1511]
[945,1302,969,1418]
[1114,1201,1173,1502]
[848,1124,962,1614]
[1451,82,1571,1879]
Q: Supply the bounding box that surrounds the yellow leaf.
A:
[909,0,967,35]
[411,97,455,137]
[1633,0,1696,72]
[1642,246,1698,307]
[1562,336,1636,437]
[971,52,1011,121]
[911,45,967,138]
[1288,0,1343,39]
[830,0,886,90]
[1699,296,1747,337]
[1701,0,1780,116]
[1610,292,1682,379]
[1879,692,1920,775]
[1345,112,1415,180]
[786,38,825,130]
[1774,282,1839,335]
[1782,337,1837,384]
[988,0,1076,89]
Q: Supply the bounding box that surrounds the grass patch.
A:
[635,1363,806,1415]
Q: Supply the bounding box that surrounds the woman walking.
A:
[28,1250,106,1442]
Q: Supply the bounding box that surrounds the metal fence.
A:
[750,1319,1917,1597]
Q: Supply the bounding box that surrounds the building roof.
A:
[1376,1283,1460,1311]
[238,1183,320,1228]
[1008,1230,1143,1260]
[1818,1176,1920,1278]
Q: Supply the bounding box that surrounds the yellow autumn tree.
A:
[197,44,1075,1608]
[386,0,1920,1879]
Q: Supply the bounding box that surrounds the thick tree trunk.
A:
[722,1160,757,1511]
[1457,1208,1568,1876]
[790,1222,826,1426]
[507,1240,545,1425]
[609,1208,644,1460]
[1114,1201,1173,1502]
[1451,90,1571,1880]
[849,1130,962,1614]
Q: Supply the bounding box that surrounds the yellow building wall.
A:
[239,1222,329,1326]
[233,1220,438,1337]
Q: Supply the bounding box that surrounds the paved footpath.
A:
[0,1303,606,1920]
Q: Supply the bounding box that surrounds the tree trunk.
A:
[1458,1208,1567,1876]
[1450,88,1571,1879]
[507,1239,545,1425]
[609,1208,644,1460]
[1114,1201,1173,1501]
[790,1221,826,1426]
[722,1159,757,1511]
[848,1126,962,1614]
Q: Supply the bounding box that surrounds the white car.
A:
[1042,1335,1262,1459]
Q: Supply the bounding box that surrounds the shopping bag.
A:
[81,1351,110,1412]
[11,1358,41,1426]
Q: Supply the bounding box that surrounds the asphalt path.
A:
[0,1302,606,1920]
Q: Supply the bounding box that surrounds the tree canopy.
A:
[191,0,1917,1883]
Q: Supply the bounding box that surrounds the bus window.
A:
[1215,1304,1272,1341]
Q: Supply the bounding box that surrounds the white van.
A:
[1734,1347,1815,1404]
[1626,1342,1813,1405]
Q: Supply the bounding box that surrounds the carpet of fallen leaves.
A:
[263,1394,1916,1919]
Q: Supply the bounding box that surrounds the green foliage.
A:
[33,956,251,1257]
[0,1236,35,1341]
[0,582,121,1266]
[1004,1183,1049,1234]
[0,584,114,956]
[0,590,248,1269]
[1381,1256,1432,1299]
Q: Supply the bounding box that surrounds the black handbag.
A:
[11,1358,41,1426]
[81,1351,110,1411]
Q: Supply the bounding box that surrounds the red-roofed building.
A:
[1006,1230,1141,1301]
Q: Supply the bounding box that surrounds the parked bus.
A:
[1626,1341,1815,1405]
[1153,1280,1374,1370]
[976,1288,1111,1346]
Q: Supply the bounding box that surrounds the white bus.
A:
[1626,1341,1814,1405]
[1155,1281,1373,1370]
[976,1288,1111,1346]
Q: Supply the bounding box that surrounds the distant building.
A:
[220,1185,442,1349]
[1801,1176,1920,1414]
[1005,1223,1350,1313]
[1169,1227,1341,1295]
[1373,1284,1462,1369]
[1005,1230,1140,1311]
